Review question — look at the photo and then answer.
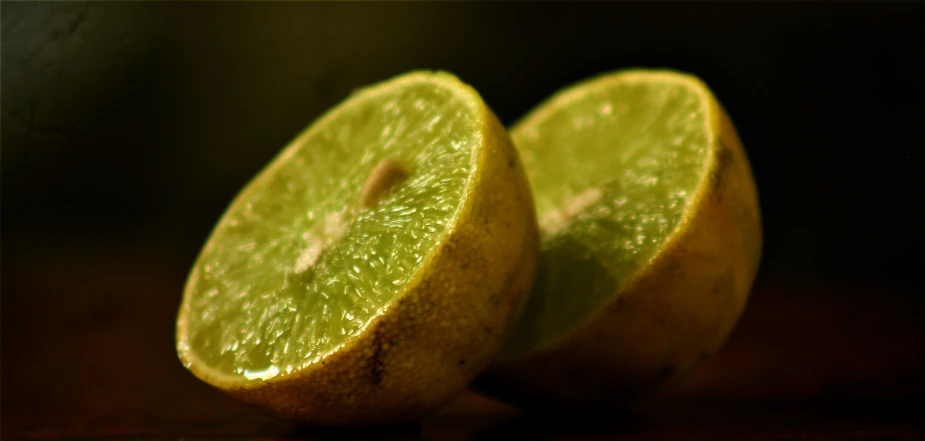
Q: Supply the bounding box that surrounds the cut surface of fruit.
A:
[483,69,761,405]
[180,74,476,380]
[176,71,538,424]
[501,72,714,356]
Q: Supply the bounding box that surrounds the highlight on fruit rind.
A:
[175,71,539,425]
[476,69,762,407]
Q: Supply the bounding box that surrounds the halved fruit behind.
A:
[176,71,538,425]
[477,69,762,407]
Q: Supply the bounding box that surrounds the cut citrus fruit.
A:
[477,69,762,406]
[176,71,538,425]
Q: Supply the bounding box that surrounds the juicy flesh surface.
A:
[501,76,712,358]
[181,81,477,381]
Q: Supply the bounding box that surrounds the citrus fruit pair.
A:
[176,70,761,425]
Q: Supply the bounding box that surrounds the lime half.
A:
[177,71,538,425]
[480,69,762,406]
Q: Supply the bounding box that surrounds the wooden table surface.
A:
[2,252,922,440]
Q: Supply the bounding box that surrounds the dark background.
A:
[2,2,923,440]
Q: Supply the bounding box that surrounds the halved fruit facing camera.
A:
[177,71,538,425]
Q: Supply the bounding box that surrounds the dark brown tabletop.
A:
[3,251,921,440]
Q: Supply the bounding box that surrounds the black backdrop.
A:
[2,1,923,413]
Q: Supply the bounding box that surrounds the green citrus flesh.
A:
[500,71,712,359]
[179,73,481,381]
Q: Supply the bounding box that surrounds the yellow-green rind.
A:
[177,72,539,425]
[477,70,762,407]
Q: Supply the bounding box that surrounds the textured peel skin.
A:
[478,70,762,406]
[176,72,538,425]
